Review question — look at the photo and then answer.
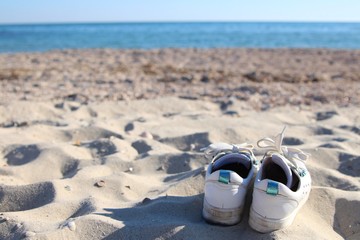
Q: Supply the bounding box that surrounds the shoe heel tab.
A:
[207,170,244,184]
[255,179,289,192]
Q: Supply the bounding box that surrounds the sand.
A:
[0,49,359,239]
[1,48,360,108]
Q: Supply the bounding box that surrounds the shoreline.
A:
[1,46,360,54]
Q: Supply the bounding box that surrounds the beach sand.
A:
[0,49,359,239]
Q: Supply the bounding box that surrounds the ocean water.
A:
[0,22,360,53]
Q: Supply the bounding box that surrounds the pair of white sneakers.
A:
[201,127,311,233]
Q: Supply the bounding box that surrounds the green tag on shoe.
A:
[266,181,279,195]
[218,170,230,184]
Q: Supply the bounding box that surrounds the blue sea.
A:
[1,22,360,53]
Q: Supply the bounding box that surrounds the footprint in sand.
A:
[316,111,338,121]
[314,126,334,135]
[85,139,117,157]
[339,125,360,136]
[0,182,55,212]
[131,140,152,154]
[61,159,80,178]
[4,144,40,166]
[317,143,342,149]
[68,198,96,219]
[282,137,304,146]
[338,153,360,177]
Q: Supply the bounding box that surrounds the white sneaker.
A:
[249,127,311,232]
[201,142,258,225]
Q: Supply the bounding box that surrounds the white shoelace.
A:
[201,142,255,161]
[257,126,310,170]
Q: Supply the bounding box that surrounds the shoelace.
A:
[257,126,310,170]
[201,142,255,161]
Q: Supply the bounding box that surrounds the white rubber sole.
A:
[202,199,244,226]
[249,207,298,233]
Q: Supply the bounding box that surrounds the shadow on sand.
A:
[333,198,360,239]
[96,194,275,240]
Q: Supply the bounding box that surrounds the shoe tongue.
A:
[272,154,292,188]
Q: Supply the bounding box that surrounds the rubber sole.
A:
[202,199,244,226]
[249,207,297,233]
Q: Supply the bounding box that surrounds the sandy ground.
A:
[1,48,360,109]
[0,49,359,239]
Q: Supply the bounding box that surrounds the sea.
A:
[0,22,360,53]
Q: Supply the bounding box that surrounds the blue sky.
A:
[0,0,359,24]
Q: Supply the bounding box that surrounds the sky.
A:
[0,0,359,24]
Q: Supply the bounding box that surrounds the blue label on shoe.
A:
[218,170,230,184]
[266,181,279,195]
[298,168,307,177]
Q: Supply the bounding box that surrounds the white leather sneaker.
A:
[202,142,258,225]
[249,127,311,232]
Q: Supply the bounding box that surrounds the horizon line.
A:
[1,20,360,26]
